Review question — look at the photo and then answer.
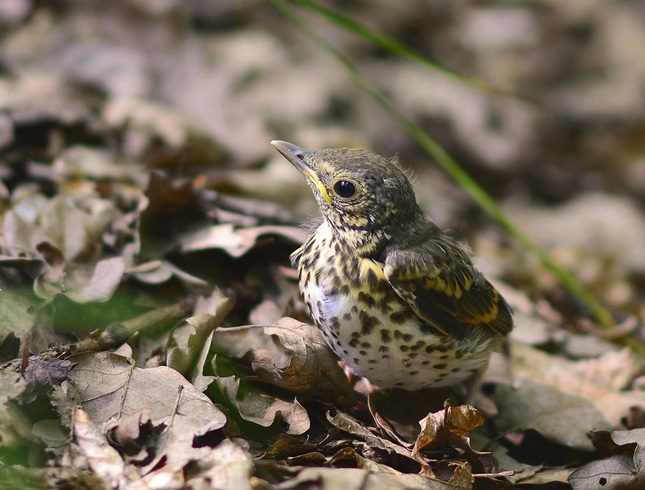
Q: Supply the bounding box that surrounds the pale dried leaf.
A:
[53,145,146,183]
[611,428,645,473]
[179,439,254,490]
[569,454,641,490]
[58,351,226,438]
[131,259,208,286]
[32,419,68,448]
[0,369,27,417]
[0,72,93,126]
[35,257,126,303]
[57,352,228,478]
[179,224,304,258]
[516,468,573,485]
[72,408,129,489]
[414,411,442,455]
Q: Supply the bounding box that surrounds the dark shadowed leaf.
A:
[495,379,611,452]
[0,286,39,345]
[213,360,311,435]
[9,356,74,403]
[326,410,417,464]
[271,466,456,490]
[212,317,354,407]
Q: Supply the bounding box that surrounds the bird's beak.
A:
[271,140,332,205]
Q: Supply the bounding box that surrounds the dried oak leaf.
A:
[4,195,119,263]
[34,256,126,304]
[0,368,27,417]
[569,428,645,490]
[57,351,226,428]
[413,405,485,456]
[569,454,641,490]
[53,351,227,475]
[179,223,305,258]
[326,409,418,466]
[611,429,645,474]
[183,438,254,490]
[166,296,235,391]
[72,408,128,489]
[211,317,355,407]
[212,358,311,436]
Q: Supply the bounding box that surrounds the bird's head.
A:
[272,140,424,255]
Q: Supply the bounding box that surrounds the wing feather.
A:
[384,237,513,338]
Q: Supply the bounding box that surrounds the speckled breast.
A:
[292,223,500,391]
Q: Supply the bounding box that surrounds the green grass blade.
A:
[293,0,480,87]
[292,0,534,102]
[270,0,615,328]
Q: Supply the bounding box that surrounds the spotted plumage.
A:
[272,140,513,395]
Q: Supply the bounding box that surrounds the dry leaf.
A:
[494,379,611,452]
[212,362,311,435]
[413,405,485,456]
[72,407,129,489]
[212,317,355,407]
[54,351,227,477]
[506,342,644,429]
[166,296,234,391]
[569,454,640,490]
[0,286,39,345]
[179,223,305,258]
[34,256,126,303]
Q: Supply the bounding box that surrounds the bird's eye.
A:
[333,180,356,198]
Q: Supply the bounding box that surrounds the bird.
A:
[271,140,513,399]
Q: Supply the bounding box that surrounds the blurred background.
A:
[1,0,645,317]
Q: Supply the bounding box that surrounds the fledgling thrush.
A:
[272,140,513,398]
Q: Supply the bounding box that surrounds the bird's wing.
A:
[383,238,513,339]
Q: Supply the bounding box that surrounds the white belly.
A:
[304,284,496,390]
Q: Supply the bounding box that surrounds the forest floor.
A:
[1,1,644,489]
